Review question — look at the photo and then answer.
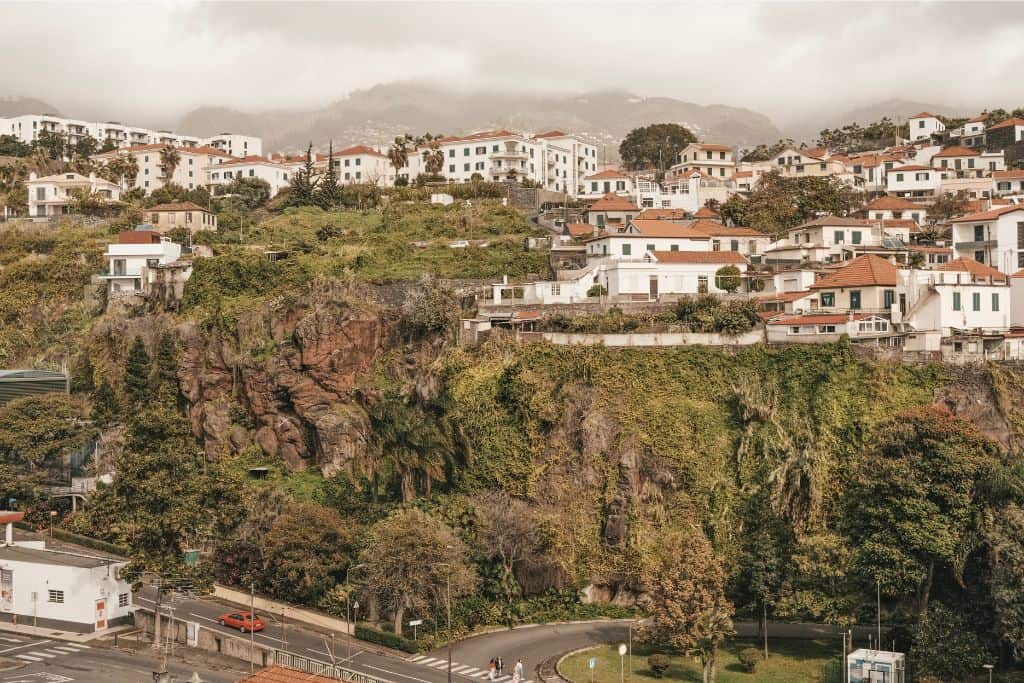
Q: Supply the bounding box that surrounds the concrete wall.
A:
[535,328,764,347]
[213,584,352,635]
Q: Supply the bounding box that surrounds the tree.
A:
[154,331,179,393]
[987,503,1024,661]
[642,530,734,683]
[0,135,31,157]
[419,133,445,177]
[0,394,87,473]
[315,141,343,209]
[714,265,742,293]
[216,176,271,208]
[846,406,997,617]
[739,139,797,163]
[98,138,117,153]
[909,603,988,682]
[720,171,860,239]
[33,131,65,160]
[123,336,151,403]
[921,192,968,240]
[98,153,139,189]
[90,379,119,426]
[474,492,543,609]
[357,509,477,636]
[618,123,696,173]
[262,503,355,604]
[159,145,181,182]
[73,134,99,158]
[288,143,320,206]
[388,135,411,176]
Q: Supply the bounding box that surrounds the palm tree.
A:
[159,145,181,182]
[388,135,410,176]
[766,439,824,532]
[418,133,445,177]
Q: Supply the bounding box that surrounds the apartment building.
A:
[581,170,634,199]
[0,114,260,158]
[908,112,945,141]
[92,144,231,192]
[886,164,942,198]
[318,145,394,186]
[931,146,1005,177]
[863,196,927,224]
[670,143,735,181]
[25,171,121,218]
[207,155,299,197]
[949,205,1024,273]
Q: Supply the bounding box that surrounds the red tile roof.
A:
[693,206,721,218]
[865,196,922,211]
[993,170,1024,179]
[438,130,520,144]
[768,313,874,326]
[533,130,567,139]
[882,219,920,232]
[989,117,1024,131]
[886,164,933,172]
[757,289,814,303]
[933,145,980,158]
[910,112,937,119]
[694,143,732,152]
[93,143,231,158]
[1012,269,1024,279]
[589,193,637,212]
[565,222,594,237]
[909,245,952,254]
[689,220,768,238]
[794,216,875,229]
[585,169,628,180]
[238,666,337,682]
[649,250,748,264]
[637,208,687,220]
[148,202,211,213]
[628,220,711,238]
[117,230,161,244]
[939,257,1008,282]
[809,254,898,289]
[948,205,1024,223]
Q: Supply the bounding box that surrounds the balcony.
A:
[954,240,997,250]
[490,149,528,161]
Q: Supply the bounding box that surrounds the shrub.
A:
[647,654,670,677]
[715,265,742,293]
[354,622,420,654]
[586,284,607,298]
[737,647,761,673]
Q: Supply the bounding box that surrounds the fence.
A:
[273,651,391,683]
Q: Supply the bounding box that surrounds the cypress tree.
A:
[123,336,151,403]
[154,331,179,392]
[91,380,120,426]
[315,140,343,209]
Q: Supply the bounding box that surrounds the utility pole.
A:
[446,565,453,683]
[876,579,881,650]
[763,601,768,659]
[152,576,163,651]
[250,583,255,674]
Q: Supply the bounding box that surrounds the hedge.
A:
[16,521,129,557]
[354,622,420,654]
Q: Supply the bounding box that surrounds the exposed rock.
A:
[934,365,1015,449]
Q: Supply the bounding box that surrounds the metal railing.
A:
[273,650,391,683]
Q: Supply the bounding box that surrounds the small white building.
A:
[207,155,298,197]
[846,649,905,683]
[585,220,712,258]
[0,512,133,633]
[908,112,944,141]
[767,313,893,344]
[581,170,634,199]
[669,143,736,181]
[886,165,942,198]
[949,205,1024,274]
[101,228,187,297]
[319,145,394,186]
[863,196,927,224]
[202,132,262,158]
[898,258,1009,340]
[994,170,1024,196]
[25,172,121,218]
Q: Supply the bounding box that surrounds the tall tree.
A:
[720,171,860,239]
[642,529,734,683]
[288,142,320,206]
[159,145,181,183]
[419,133,445,177]
[73,134,99,158]
[357,509,477,636]
[618,123,696,173]
[90,379,120,426]
[123,336,151,403]
[315,141,343,209]
[388,135,411,177]
[262,503,355,604]
[154,331,179,392]
[474,492,543,610]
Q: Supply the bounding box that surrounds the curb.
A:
[553,645,602,683]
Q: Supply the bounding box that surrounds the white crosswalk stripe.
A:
[419,657,440,665]
[452,666,473,673]
[411,655,427,662]
[15,654,42,662]
[63,643,90,650]
[0,637,22,643]
[51,646,82,653]
[431,661,452,669]
[29,651,57,658]
[461,668,483,675]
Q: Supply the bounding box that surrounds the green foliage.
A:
[647,653,670,677]
[619,123,696,173]
[90,380,119,426]
[909,603,988,682]
[737,647,761,673]
[715,266,742,294]
[262,503,354,604]
[0,394,89,476]
[0,135,32,157]
[739,139,798,163]
[123,336,151,403]
[287,143,320,207]
[720,172,860,240]
[674,295,759,334]
[354,622,420,654]
[817,118,908,152]
[316,142,344,209]
[400,276,458,339]
[154,331,179,392]
[586,284,607,298]
[215,176,272,208]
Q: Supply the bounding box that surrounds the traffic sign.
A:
[408,619,424,626]
[588,657,596,670]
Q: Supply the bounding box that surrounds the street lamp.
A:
[345,563,367,663]
[983,663,993,683]
[617,643,627,683]
[432,545,456,683]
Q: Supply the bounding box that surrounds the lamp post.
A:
[983,663,994,683]
[617,643,627,683]
[345,563,366,663]
[432,545,455,683]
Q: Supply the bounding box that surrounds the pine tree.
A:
[71,354,95,394]
[288,142,320,206]
[315,140,343,209]
[91,380,120,426]
[154,331,179,392]
[123,336,151,403]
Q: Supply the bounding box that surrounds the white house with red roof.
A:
[206,155,300,196]
[863,196,927,224]
[908,112,945,141]
[25,171,121,218]
[766,313,893,344]
[949,205,1024,273]
[584,220,711,257]
[586,192,639,229]
[669,143,736,181]
[931,146,1004,178]
[994,170,1024,197]
[92,144,231,193]
[809,254,899,314]
[318,145,394,186]
[772,147,854,184]
[886,164,942,197]
[896,258,1009,342]
[581,169,634,199]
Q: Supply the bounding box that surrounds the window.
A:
[916,172,929,181]
[712,240,721,251]
[993,293,1000,311]
[896,173,904,182]
[448,149,455,158]
[622,244,631,256]
[698,276,708,293]
[448,164,455,173]
[646,243,655,251]
[464,163,470,172]
[48,590,64,604]
[551,283,560,296]
[818,325,836,334]
[616,180,625,191]
[820,292,835,307]
[591,182,597,192]
[850,290,861,309]
[344,172,350,180]
[975,225,987,241]
[971,292,981,311]
[834,230,844,244]
[719,151,726,160]
[35,187,44,200]
[884,290,895,308]
[355,172,361,180]
[919,120,925,128]
[730,239,739,251]
[1017,222,1024,250]
[790,326,801,334]
[851,231,862,245]
[670,244,679,252]
[975,250,985,263]
[463,148,470,156]
[820,163,827,171]
[968,158,975,169]
[118,593,129,608]
[476,146,486,155]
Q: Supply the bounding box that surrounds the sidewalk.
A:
[0,619,137,643]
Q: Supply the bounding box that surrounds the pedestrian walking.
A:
[513,658,524,683]
[497,656,504,677]
[488,658,497,681]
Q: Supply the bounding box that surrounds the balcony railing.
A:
[490,150,528,161]
[954,240,997,249]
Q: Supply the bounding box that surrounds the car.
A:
[217,610,266,633]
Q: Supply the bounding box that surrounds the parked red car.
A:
[217,610,266,633]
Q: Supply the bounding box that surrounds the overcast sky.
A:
[2,1,1023,127]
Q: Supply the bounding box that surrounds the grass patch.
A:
[559,640,838,683]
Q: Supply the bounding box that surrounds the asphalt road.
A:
[0,634,243,683]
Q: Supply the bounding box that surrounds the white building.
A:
[207,155,299,197]
[25,171,121,218]
[767,313,893,344]
[988,117,1024,144]
[0,114,259,154]
[581,170,634,199]
[637,174,731,213]
[994,170,1024,196]
[100,229,187,297]
[319,145,394,186]
[585,220,711,258]
[886,164,942,198]
[908,112,944,141]
[0,511,133,633]
[669,143,735,181]
[897,259,1009,340]
[949,205,1024,274]
[863,196,927,224]
[764,217,898,265]
[93,144,232,193]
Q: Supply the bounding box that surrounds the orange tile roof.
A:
[909,245,952,254]
[865,196,922,211]
[734,170,754,178]
[795,216,875,229]
[689,220,768,238]
[533,130,567,139]
[882,219,920,232]
[589,193,637,212]
[887,164,933,172]
[989,117,1024,131]
[565,222,594,237]
[148,202,211,213]
[948,205,1024,223]
[694,143,732,152]
[757,289,814,303]
[939,257,1008,282]
[1013,269,1024,279]
[215,155,288,167]
[649,250,747,264]
[693,206,721,218]
[628,220,711,238]
[637,208,688,220]
[93,143,231,158]
[993,170,1024,179]
[809,254,898,289]
[238,666,337,682]
[933,145,980,158]
[910,112,937,119]
[438,130,520,144]
[768,313,874,325]
[585,170,628,180]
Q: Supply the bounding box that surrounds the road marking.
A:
[27,651,56,658]
[61,644,89,650]
[411,655,427,662]
[188,611,285,645]
[430,661,452,669]
[14,654,42,662]
[460,668,482,676]
[0,637,22,643]
[0,640,52,655]
[452,666,472,673]
[419,658,440,665]
[49,647,82,654]
[349,661,448,683]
